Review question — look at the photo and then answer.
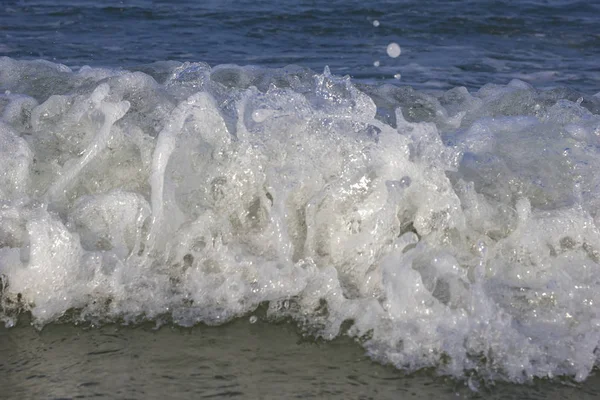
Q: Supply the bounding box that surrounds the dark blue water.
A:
[2,0,599,93]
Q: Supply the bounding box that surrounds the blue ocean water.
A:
[1,0,599,92]
[3,0,600,395]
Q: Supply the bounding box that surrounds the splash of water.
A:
[1,57,600,383]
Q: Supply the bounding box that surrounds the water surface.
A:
[1,0,599,92]
[2,320,600,399]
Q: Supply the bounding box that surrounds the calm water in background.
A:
[3,1,600,398]
[1,0,599,93]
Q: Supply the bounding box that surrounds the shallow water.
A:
[2,319,600,400]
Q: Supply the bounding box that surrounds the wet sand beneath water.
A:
[1,318,599,399]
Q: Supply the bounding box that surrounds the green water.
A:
[1,318,599,399]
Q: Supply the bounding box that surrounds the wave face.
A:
[1,57,600,383]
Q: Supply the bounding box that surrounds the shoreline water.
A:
[1,317,599,399]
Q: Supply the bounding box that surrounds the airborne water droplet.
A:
[386,42,401,58]
[372,20,380,27]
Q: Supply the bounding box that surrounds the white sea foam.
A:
[1,57,600,383]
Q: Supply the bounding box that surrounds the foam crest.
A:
[1,58,600,383]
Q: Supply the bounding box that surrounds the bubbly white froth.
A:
[1,57,600,383]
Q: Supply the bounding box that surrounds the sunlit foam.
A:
[1,57,600,383]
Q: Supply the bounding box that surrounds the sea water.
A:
[2,0,600,92]
[1,0,600,397]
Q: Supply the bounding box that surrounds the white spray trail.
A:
[45,84,130,203]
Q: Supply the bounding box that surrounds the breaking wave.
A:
[2,57,600,383]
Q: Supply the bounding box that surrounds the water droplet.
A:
[249,315,257,324]
[373,60,380,67]
[386,42,401,58]
[394,73,401,80]
[372,20,380,27]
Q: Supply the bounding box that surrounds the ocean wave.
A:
[1,57,600,383]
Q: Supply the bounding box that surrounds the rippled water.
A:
[1,0,599,92]
[2,320,600,399]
